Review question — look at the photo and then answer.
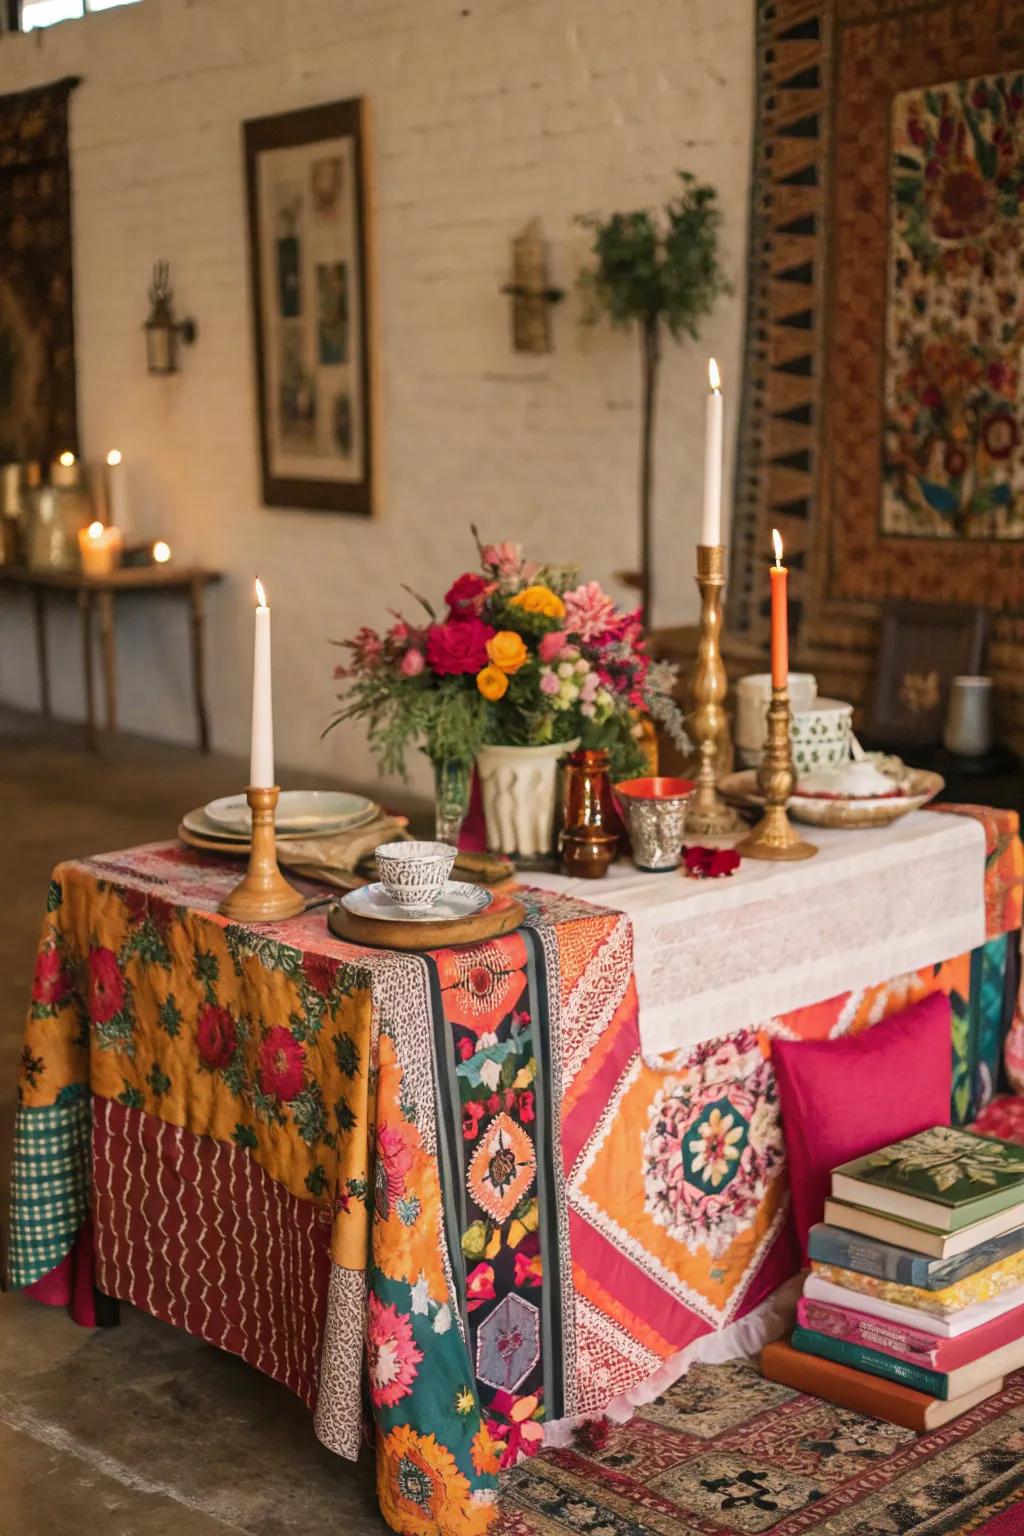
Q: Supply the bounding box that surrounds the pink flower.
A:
[445,572,494,613]
[481,540,525,577]
[88,947,125,1024]
[400,648,425,677]
[538,630,568,663]
[32,948,70,1006]
[683,846,741,879]
[539,670,560,696]
[196,1004,237,1069]
[425,616,494,676]
[377,1122,415,1207]
[563,581,618,642]
[258,1026,306,1101]
[367,1292,423,1407]
[513,1249,543,1287]
[466,1262,497,1311]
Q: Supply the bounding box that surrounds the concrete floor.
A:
[0,708,417,1535]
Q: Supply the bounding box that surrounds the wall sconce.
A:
[144,260,198,375]
[501,218,564,353]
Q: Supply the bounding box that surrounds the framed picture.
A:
[866,601,987,745]
[243,98,375,515]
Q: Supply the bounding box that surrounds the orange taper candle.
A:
[770,528,788,690]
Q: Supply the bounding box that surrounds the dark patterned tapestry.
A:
[730,1,1024,651]
[0,76,79,463]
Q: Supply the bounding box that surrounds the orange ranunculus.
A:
[509,584,566,620]
[486,630,528,674]
[476,665,509,701]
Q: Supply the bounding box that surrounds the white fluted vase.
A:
[474,739,580,861]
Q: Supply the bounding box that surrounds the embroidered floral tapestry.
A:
[884,74,1024,540]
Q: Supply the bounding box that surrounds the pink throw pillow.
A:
[772,993,953,1261]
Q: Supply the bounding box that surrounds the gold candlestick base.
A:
[687,544,743,837]
[219,786,307,921]
[735,687,818,861]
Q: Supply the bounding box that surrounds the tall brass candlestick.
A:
[687,543,743,837]
[220,786,306,921]
[735,686,818,860]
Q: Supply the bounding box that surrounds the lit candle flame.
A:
[87,521,105,541]
[255,577,268,609]
[708,357,721,393]
[59,451,76,468]
[153,540,171,564]
[772,528,784,567]
[106,449,122,467]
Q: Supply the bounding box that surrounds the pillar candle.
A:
[78,520,123,577]
[51,452,79,490]
[701,358,723,547]
[770,528,788,690]
[250,578,275,788]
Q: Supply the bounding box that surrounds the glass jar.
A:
[432,756,473,846]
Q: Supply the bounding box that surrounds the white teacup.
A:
[735,672,818,752]
[375,841,456,910]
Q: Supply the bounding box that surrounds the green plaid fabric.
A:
[7,1090,90,1289]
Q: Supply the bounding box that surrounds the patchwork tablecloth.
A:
[7,805,1023,1536]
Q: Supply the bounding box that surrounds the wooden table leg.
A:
[189,578,211,753]
[97,590,117,734]
[78,590,97,751]
[32,588,51,717]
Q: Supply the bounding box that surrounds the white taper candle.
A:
[701,358,724,547]
[250,578,274,787]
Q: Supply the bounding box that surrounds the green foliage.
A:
[577,172,730,340]
[326,672,487,779]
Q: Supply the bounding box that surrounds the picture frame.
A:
[866,600,988,745]
[243,98,376,516]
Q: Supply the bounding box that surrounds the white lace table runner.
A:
[527,811,986,1060]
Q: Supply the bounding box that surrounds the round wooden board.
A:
[328,893,526,951]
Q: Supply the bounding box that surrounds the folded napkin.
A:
[277,812,410,890]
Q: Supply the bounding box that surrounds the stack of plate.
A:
[180,790,378,853]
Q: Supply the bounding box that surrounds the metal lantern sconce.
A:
[144,261,198,375]
[501,218,564,354]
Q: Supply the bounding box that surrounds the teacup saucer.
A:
[341,881,490,924]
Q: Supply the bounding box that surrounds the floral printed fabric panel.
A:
[884,74,1024,538]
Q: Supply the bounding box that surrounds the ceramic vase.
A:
[475,739,580,861]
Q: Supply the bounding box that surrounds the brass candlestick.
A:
[686,543,743,837]
[219,786,307,921]
[735,687,818,861]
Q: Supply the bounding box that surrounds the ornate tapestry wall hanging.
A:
[730,1,1024,708]
[0,76,79,463]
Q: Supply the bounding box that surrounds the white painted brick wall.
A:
[0,0,753,797]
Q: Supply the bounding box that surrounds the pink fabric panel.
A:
[24,1218,97,1328]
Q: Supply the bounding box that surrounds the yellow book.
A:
[811,1246,1024,1318]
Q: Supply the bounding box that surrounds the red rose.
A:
[32,947,70,1006]
[196,1004,237,1069]
[258,1025,306,1101]
[88,947,125,1023]
[486,1093,501,1114]
[683,846,741,879]
[463,1101,486,1140]
[445,572,493,614]
[303,953,338,998]
[518,1089,536,1123]
[425,616,494,676]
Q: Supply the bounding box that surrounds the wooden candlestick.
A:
[686,543,743,837]
[219,786,306,921]
[734,686,817,861]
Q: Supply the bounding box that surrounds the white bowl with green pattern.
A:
[738,697,853,773]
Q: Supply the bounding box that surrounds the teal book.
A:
[831,1127,1024,1233]
[791,1326,947,1399]
[806,1221,1024,1288]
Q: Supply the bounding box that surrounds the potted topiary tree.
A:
[577,172,730,627]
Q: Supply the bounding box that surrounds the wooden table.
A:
[0,564,222,751]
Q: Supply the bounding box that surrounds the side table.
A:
[0,565,222,752]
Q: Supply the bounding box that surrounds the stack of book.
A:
[763,1125,1024,1429]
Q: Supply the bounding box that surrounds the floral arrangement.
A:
[327,531,688,783]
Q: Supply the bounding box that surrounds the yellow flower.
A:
[454,1385,476,1417]
[510,584,566,620]
[486,630,528,674]
[476,665,509,701]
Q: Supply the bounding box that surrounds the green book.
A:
[791,1327,947,1398]
[831,1127,1024,1234]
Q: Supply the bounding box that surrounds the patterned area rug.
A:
[502,1360,1024,1535]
